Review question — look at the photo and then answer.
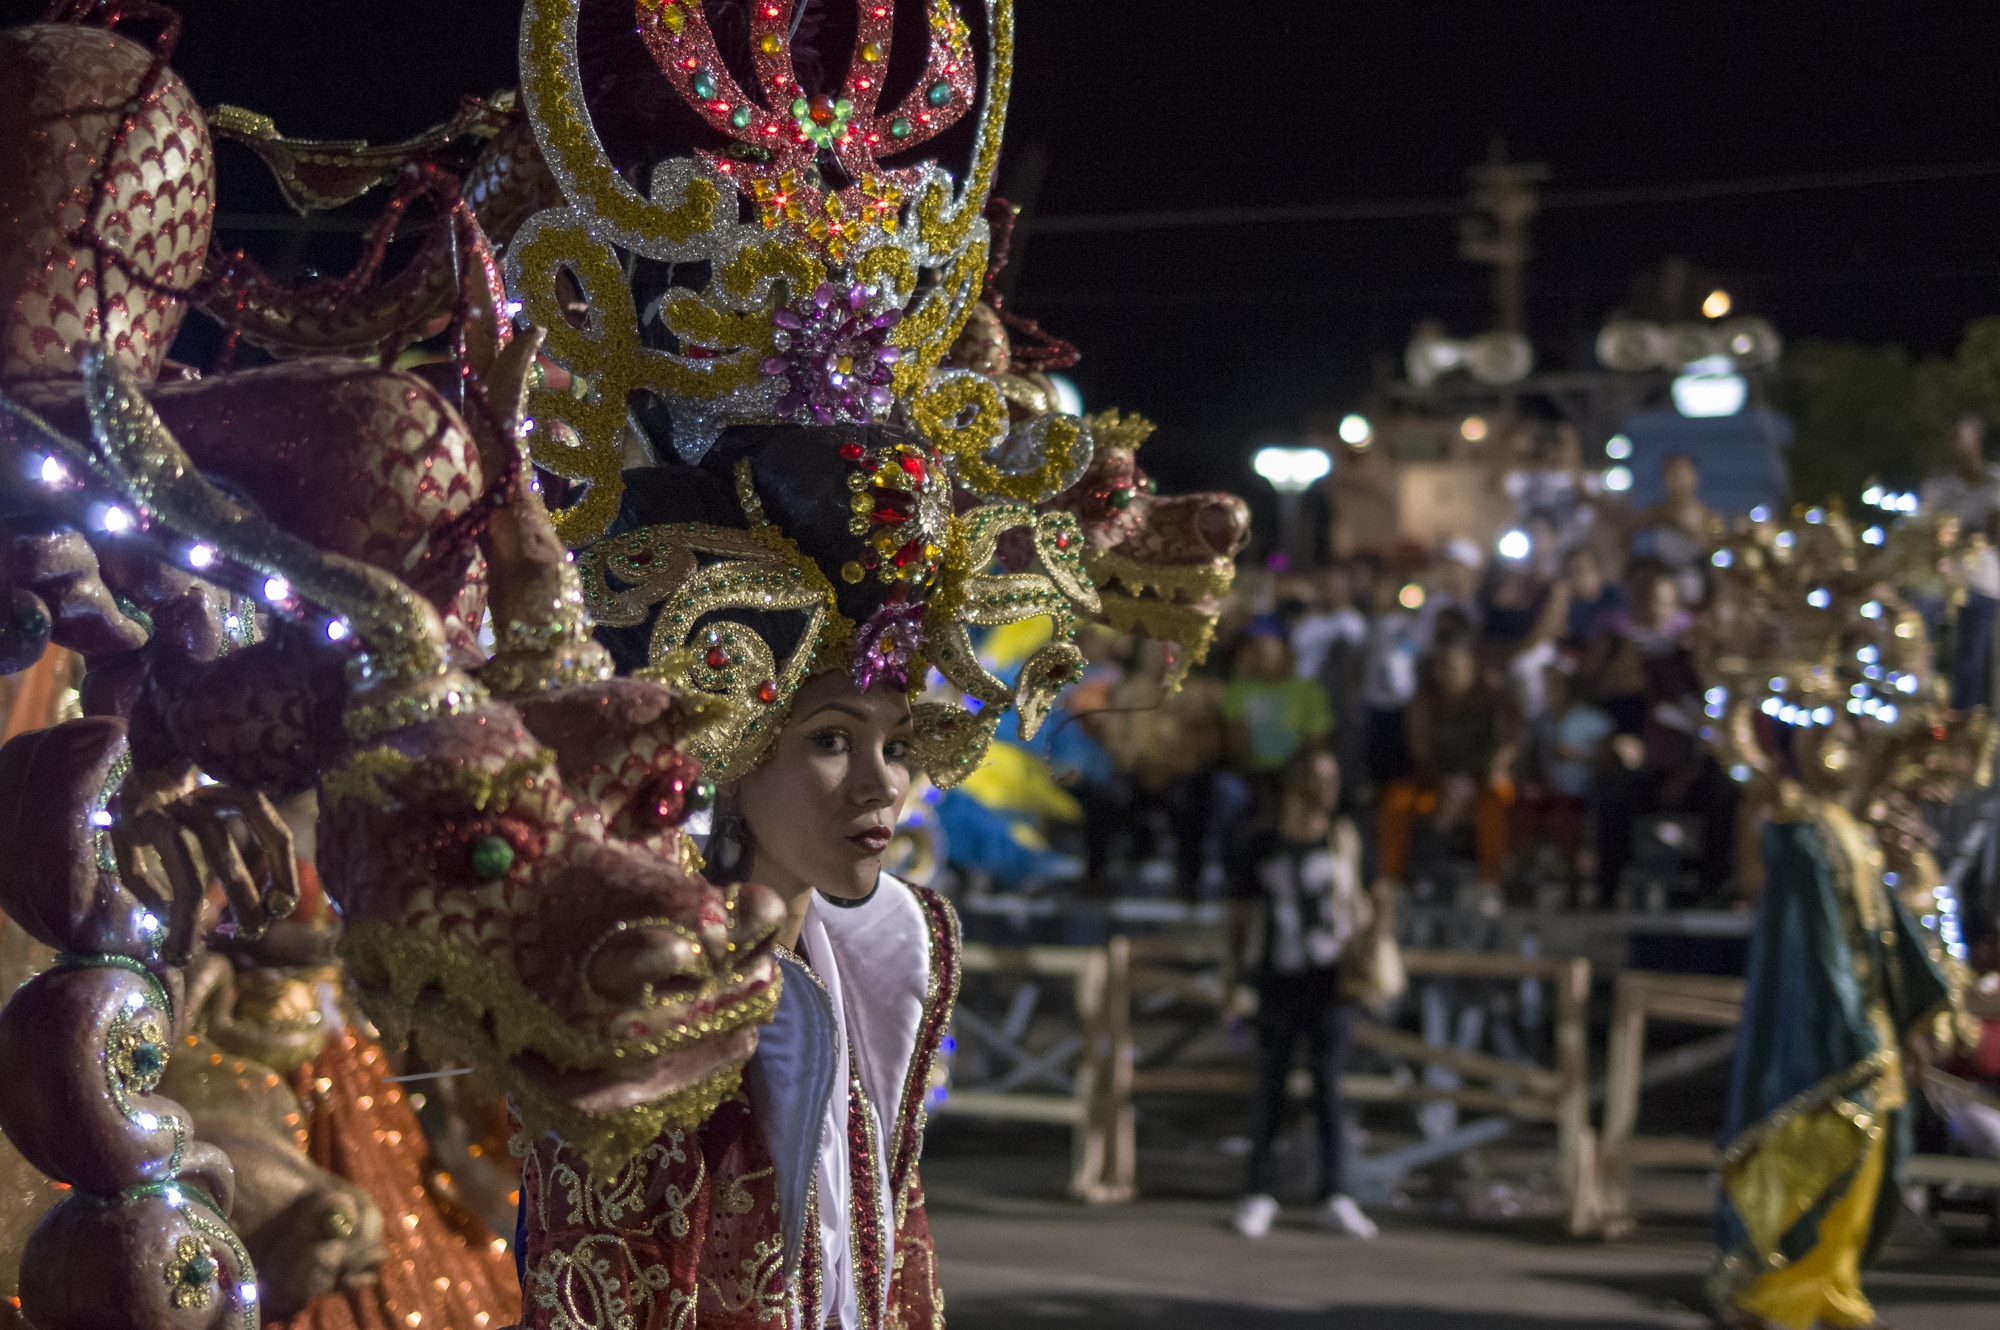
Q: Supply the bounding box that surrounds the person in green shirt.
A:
[1222,618,1335,775]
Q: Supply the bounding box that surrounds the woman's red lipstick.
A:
[848,826,892,854]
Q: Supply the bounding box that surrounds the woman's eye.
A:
[811,730,851,754]
[884,738,911,765]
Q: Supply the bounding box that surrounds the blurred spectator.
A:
[1225,749,1384,1241]
[1097,640,1232,901]
[1358,569,1421,788]
[1418,538,1484,646]
[1939,923,2000,1157]
[1513,663,1612,901]
[1379,612,1519,910]
[1578,562,1738,905]
[1561,546,1625,649]
[1223,618,1334,783]
[1292,563,1369,801]
[1481,528,1567,720]
[1920,414,2000,708]
[1630,453,1719,609]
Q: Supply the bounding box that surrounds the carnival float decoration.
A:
[0,5,788,1326]
[0,0,1247,1324]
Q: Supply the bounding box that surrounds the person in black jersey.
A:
[1223,747,1394,1239]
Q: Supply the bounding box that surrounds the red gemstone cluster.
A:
[839,436,948,589]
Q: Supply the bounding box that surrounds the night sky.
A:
[10,1,2000,499]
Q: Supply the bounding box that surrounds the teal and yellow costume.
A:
[1710,798,1949,1329]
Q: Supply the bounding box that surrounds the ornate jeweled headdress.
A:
[508,0,1093,535]
[514,0,1096,781]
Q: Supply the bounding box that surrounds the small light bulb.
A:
[38,456,66,485]
[263,576,291,603]
[325,619,349,642]
[187,544,215,569]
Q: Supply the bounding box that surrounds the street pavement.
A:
[922,1147,2000,1329]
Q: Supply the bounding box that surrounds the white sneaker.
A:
[1317,1193,1378,1238]
[1232,1193,1279,1238]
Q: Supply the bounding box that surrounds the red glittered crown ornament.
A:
[507,0,1096,543]
[637,0,977,259]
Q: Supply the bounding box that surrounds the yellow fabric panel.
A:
[981,616,1055,670]
[956,740,1081,821]
[1732,1121,1887,1330]
[1721,1098,1871,1259]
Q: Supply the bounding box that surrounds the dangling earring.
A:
[707,791,754,885]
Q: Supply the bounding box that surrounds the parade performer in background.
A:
[1704,508,1965,1330]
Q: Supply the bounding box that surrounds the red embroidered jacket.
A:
[516,882,959,1329]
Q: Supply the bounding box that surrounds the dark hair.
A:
[1625,557,1674,598]
[1428,606,1476,654]
[1278,743,1337,794]
[595,422,935,675]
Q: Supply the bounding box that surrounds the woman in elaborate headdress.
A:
[497,0,1116,1325]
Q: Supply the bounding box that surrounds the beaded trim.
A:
[888,885,960,1225]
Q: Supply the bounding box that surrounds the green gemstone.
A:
[835,98,854,119]
[890,117,912,139]
[688,777,717,813]
[731,105,752,129]
[131,1041,165,1078]
[182,1250,216,1287]
[14,604,46,638]
[470,836,515,883]
[1109,486,1135,510]
[792,96,811,118]
[692,70,718,100]
[927,80,951,107]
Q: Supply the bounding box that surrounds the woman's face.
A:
[734,670,915,902]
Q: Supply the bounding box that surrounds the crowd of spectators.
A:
[961,451,1773,915]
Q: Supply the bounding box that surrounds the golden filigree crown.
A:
[506,0,1090,547]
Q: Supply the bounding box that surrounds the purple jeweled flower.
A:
[850,598,927,693]
[761,281,903,426]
